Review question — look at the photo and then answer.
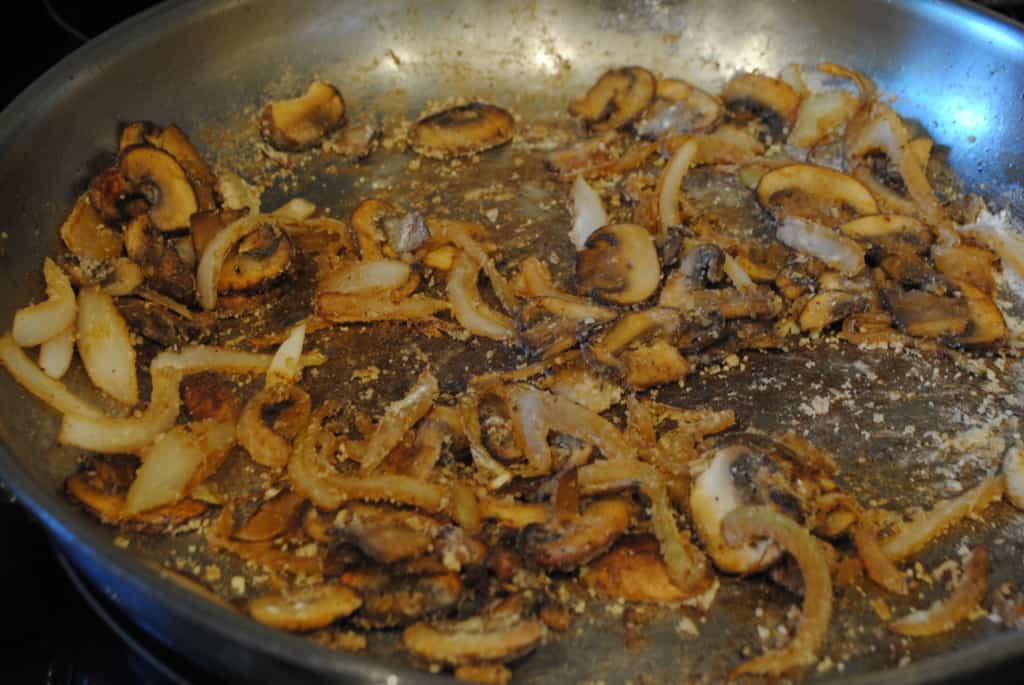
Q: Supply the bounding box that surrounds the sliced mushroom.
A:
[142,124,219,211]
[190,208,249,255]
[881,289,969,339]
[403,612,546,666]
[331,504,440,564]
[569,66,656,133]
[840,214,933,256]
[118,146,200,231]
[249,584,361,632]
[123,214,196,304]
[931,244,997,295]
[261,80,346,152]
[216,222,293,297]
[585,534,689,602]
[59,193,123,263]
[521,498,632,571]
[411,103,514,159]
[575,223,659,305]
[618,340,691,389]
[690,440,811,574]
[956,280,1007,348]
[634,78,723,139]
[721,73,802,140]
[342,571,462,628]
[756,164,878,223]
[799,291,868,333]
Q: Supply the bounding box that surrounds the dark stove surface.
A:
[1,2,1024,684]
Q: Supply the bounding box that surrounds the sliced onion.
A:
[59,368,182,453]
[499,384,635,474]
[647,481,711,594]
[288,410,444,512]
[518,257,615,322]
[38,325,74,380]
[569,176,607,251]
[722,253,754,288]
[852,519,908,595]
[151,344,325,375]
[960,208,1024,280]
[817,62,876,105]
[76,287,139,405]
[238,384,311,468]
[457,393,513,489]
[317,292,448,323]
[1005,446,1024,510]
[273,197,317,222]
[403,614,546,666]
[721,506,832,679]
[12,258,76,347]
[360,370,439,472]
[319,260,411,296]
[889,545,988,636]
[0,333,103,418]
[196,215,265,310]
[447,250,516,340]
[777,216,865,275]
[477,495,549,528]
[578,458,659,495]
[266,322,306,387]
[124,419,235,515]
[788,90,858,148]
[656,138,700,234]
[881,475,1004,562]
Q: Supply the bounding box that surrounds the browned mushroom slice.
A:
[342,571,463,628]
[237,384,311,469]
[956,280,1007,348]
[217,223,293,295]
[324,121,380,160]
[569,66,656,133]
[231,490,307,542]
[118,146,200,231]
[249,584,361,632]
[756,164,878,222]
[123,215,196,304]
[403,613,546,666]
[840,214,933,255]
[575,223,659,305]
[411,103,514,159]
[331,504,440,564]
[144,124,218,211]
[521,498,632,571]
[585,534,689,602]
[932,244,997,295]
[59,193,123,263]
[881,289,969,339]
[634,78,723,139]
[261,80,346,152]
[798,291,868,333]
[721,73,802,140]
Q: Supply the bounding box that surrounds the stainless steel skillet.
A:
[0,1,1022,683]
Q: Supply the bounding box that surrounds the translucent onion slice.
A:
[38,325,74,380]
[889,545,988,636]
[76,287,139,405]
[569,176,607,251]
[12,258,77,347]
[960,208,1024,280]
[360,370,439,472]
[196,215,264,310]
[266,322,306,387]
[777,216,865,275]
[881,476,1004,562]
[1005,446,1024,510]
[721,506,832,679]
[318,260,412,296]
[59,368,182,453]
[124,419,235,515]
[316,292,449,323]
[656,138,700,234]
[788,90,858,148]
[0,333,103,418]
[150,345,325,375]
[447,251,516,340]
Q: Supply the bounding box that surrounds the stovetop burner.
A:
[1,2,1024,684]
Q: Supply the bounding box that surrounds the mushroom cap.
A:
[118,145,200,231]
[569,66,656,133]
[575,223,660,305]
[261,80,346,152]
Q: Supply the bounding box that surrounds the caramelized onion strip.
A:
[360,370,439,472]
[0,334,104,419]
[852,519,908,595]
[721,506,832,680]
[448,250,516,340]
[889,545,989,636]
[196,215,265,310]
